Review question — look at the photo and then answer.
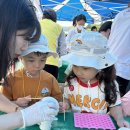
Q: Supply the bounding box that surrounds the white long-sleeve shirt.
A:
[108,7,130,80]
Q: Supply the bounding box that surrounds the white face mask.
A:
[76,25,83,30]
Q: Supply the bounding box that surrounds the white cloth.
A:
[64,78,121,114]
[108,7,130,80]
[66,27,87,50]
[21,97,59,127]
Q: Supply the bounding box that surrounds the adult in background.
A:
[91,26,97,32]
[0,0,59,129]
[72,16,78,27]
[40,9,67,79]
[66,14,87,46]
[99,21,112,39]
[108,7,130,96]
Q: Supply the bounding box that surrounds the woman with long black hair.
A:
[0,0,59,129]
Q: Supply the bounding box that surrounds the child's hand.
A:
[117,119,130,128]
[59,102,70,112]
[121,91,130,116]
[15,95,32,107]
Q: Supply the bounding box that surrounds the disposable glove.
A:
[20,97,59,127]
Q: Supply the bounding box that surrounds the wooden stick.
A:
[63,94,66,121]
[27,97,42,100]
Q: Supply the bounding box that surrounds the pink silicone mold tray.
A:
[74,113,116,130]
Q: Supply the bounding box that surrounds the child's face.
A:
[72,65,98,83]
[21,52,47,76]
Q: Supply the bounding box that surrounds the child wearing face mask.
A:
[66,14,87,51]
[0,34,62,108]
[60,32,130,128]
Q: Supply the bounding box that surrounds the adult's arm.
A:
[0,93,18,113]
[57,29,67,56]
[0,111,23,130]
[0,97,59,130]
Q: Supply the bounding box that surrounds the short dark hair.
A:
[72,16,78,26]
[42,8,57,22]
[76,14,87,23]
[0,0,41,81]
[91,26,97,31]
[99,21,112,32]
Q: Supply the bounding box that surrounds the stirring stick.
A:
[27,97,42,100]
[63,94,65,121]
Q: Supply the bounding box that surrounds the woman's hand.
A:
[20,97,59,127]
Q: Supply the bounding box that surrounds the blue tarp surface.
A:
[40,0,130,23]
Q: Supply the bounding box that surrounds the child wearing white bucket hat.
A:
[0,34,62,107]
[60,32,130,128]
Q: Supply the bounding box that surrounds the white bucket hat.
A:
[61,32,116,69]
[21,34,57,57]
